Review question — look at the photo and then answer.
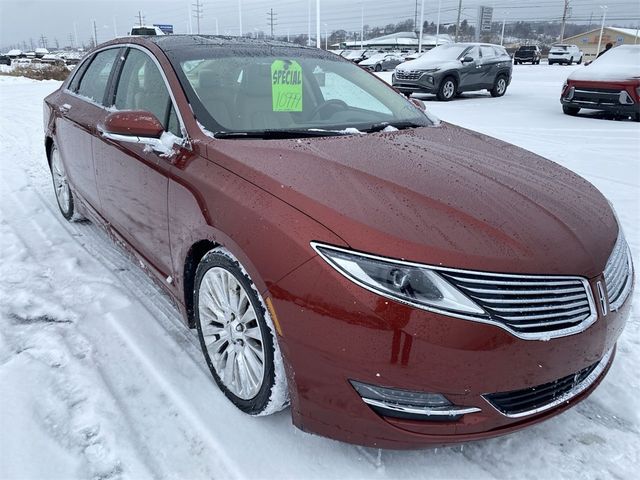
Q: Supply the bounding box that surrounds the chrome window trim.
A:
[482,348,613,419]
[310,242,598,341]
[362,398,481,417]
[62,43,189,142]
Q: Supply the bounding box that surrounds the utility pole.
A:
[560,0,570,42]
[267,8,277,38]
[360,3,364,49]
[596,5,608,56]
[137,10,144,27]
[39,34,48,49]
[92,20,98,46]
[436,0,442,46]
[192,0,202,34]
[68,33,74,48]
[73,22,79,48]
[307,0,311,46]
[113,16,118,38]
[501,15,507,46]
[238,0,243,36]
[414,0,419,35]
[455,0,463,42]
[418,0,425,52]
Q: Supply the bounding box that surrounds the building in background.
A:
[562,27,639,60]
[334,31,452,52]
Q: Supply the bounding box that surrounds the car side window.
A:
[480,47,496,61]
[76,49,119,104]
[167,104,181,137]
[465,47,480,61]
[114,48,174,133]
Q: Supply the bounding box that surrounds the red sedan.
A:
[43,35,633,448]
[562,45,640,121]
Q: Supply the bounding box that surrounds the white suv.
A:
[548,44,583,65]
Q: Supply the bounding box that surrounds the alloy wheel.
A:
[198,266,266,400]
[443,80,455,99]
[496,78,507,95]
[51,147,71,216]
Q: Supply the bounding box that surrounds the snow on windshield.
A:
[420,44,468,61]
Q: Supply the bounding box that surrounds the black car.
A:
[392,43,513,101]
[514,45,541,65]
[0,55,11,65]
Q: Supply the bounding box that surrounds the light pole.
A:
[324,23,328,50]
[238,0,243,37]
[418,0,425,53]
[596,5,608,57]
[500,12,508,46]
[435,0,442,46]
[316,0,321,48]
[360,3,364,50]
[213,17,219,35]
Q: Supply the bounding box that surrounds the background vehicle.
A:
[393,42,512,100]
[561,45,640,121]
[358,52,404,71]
[0,55,11,65]
[130,25,165,36]
[549,44,583,65]
[514,45,541,64]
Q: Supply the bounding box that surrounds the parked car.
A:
[548,44,583,65]
[0,55,11,65]
[514,45,541,64]
[561,45,640,121]
[12,57,32,67]
[44,35,632,449]
[393,42,513,100]
[130,25,166,36]
[358,52,404,72]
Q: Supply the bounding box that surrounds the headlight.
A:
[311,243,485,316]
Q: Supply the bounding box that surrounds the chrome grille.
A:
[440,271,595,338]
[604,233,633,311]
[395,70,423,81]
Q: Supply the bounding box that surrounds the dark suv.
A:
[392,43,513,101]
[514,45,541,64]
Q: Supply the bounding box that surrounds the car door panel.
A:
[459,47,482,90]
[93,47,176,276]
[56,48,121,210]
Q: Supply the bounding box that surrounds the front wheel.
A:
[374,63,382,72]
[563,105,580,116]
[578,56,583,65]
[194,248,289,416]
[568,57,574,65]
[437,77,457,101]
[491,75,508,97]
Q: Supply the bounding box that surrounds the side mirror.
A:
[461,56,475,64]
[410,98,426,111]
[102,110,164,138]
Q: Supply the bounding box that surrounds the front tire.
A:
[563,105,580,116]
[437,77,457,101]
[374,63,382,72]
[194,248,289,416]
[491,75,508,97]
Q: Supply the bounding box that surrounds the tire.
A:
[374,63,382,72]
[563,105,580,116]
[437,76,457,101]
[578,56,582,65]
[549,61,554,65]
[49,144,83,221]
[194,247,289,416]
[490,75,508,98]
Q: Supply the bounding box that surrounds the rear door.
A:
[479,46,500,88]
[55,47,121,210]
[93,47,182,276]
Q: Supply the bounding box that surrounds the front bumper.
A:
[561,82,640,117]
[392,71,440,95]
[270,255,631,448]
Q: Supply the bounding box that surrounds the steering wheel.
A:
[309,99,349,120]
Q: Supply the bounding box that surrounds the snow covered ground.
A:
[0,65,638,479]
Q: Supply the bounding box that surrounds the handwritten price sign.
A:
[271,60,303,112]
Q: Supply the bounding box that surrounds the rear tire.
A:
[374,63,382,72]
[194,247,289,416]
[578,56,583,65]
[437,77,457,101]
[490,75,508,98]
[563,105,580,116]
[49,144,83,222]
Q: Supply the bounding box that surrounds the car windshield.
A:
[519,46,536,51]
[172,49,432,137]
[419,44,468,61]
[551,45,568,51]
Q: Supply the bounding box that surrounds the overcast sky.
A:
[1,0,639,49]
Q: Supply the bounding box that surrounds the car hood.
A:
[206,124,616,278]
[359,57,383,66]
[397,59,459,72]
[568,64,640,83]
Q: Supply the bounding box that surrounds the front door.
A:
[94,47,181,276]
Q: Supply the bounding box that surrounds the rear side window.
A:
[114,49,174,133]
[76,49,119,105]
[480,46,496,59]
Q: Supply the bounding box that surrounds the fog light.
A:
[350,380,481,421]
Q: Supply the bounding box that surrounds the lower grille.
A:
[483,349,612,418]
[440,271,596,338]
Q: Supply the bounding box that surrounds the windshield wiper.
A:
[363,121,424,133]
[214,129,351,139]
